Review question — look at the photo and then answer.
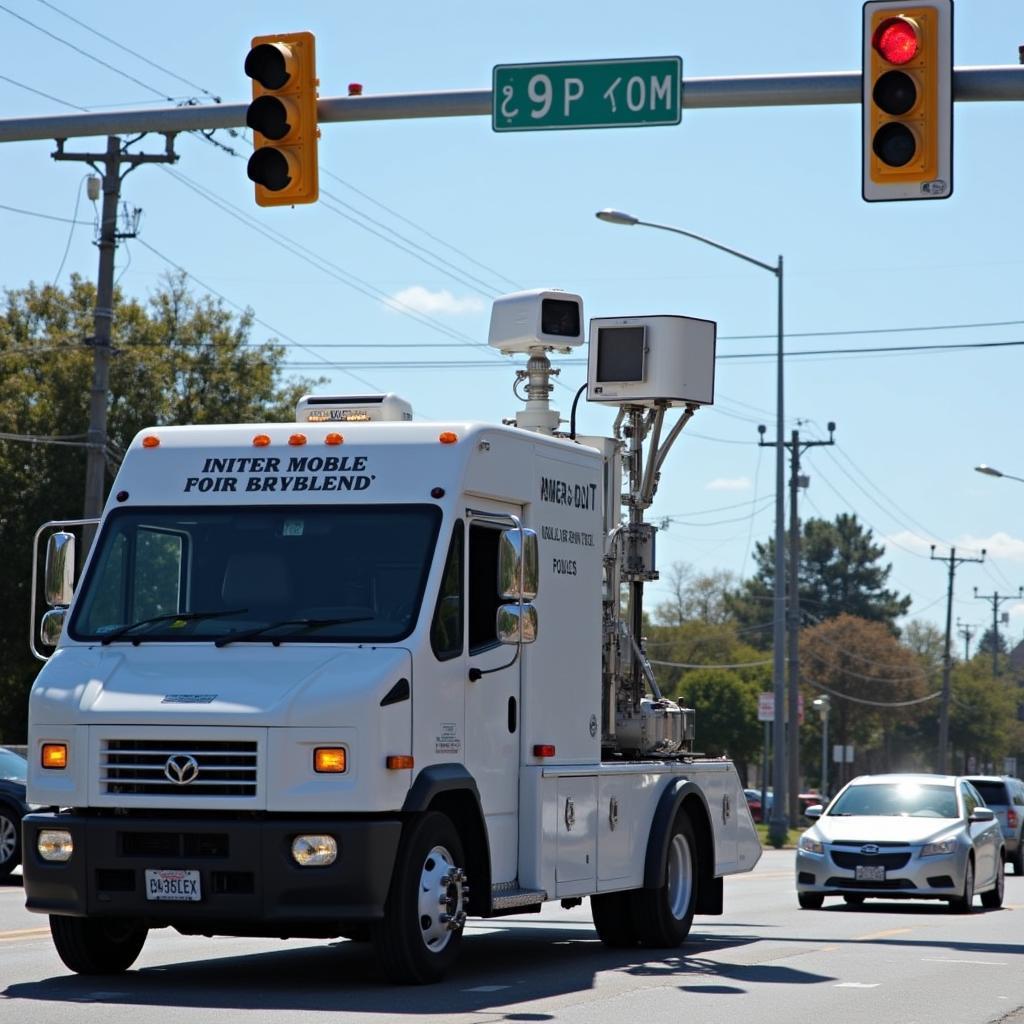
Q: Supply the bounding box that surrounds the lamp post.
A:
[596,208,788,845]
[813,695,831,800]
[976,464,1024,484]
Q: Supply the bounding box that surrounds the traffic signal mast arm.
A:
[1,66,1023,145]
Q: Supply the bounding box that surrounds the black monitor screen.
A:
[540,298,581,338]
[595,326,646,382]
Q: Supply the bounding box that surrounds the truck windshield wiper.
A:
[214,616,374,648]
[100,608,248,645]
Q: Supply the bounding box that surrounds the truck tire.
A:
[631,812,698,948]
[0,803,21,879]
[590,890,638,947]
[49,916,148,974]
[371,811,468,984]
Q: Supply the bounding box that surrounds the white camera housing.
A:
[488,289,584,354]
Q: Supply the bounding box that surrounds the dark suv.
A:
[965,775,1024,874]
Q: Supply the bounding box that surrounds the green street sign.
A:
[492,57,682,132]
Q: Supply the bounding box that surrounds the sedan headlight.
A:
[799,835,824,854]
[921,837,957,857]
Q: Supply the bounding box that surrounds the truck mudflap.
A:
[21,811,402,936]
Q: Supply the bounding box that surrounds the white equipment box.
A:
[586,314,716,407]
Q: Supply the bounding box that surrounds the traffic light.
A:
[244,31,319,207]
[862,1,952,202]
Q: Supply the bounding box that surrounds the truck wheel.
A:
[372,811,468,984]
[591,890,639,947]
[0,803,21,878]
[632,812,698,948]
[49,916,148,974]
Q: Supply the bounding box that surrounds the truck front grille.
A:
[101,739,258,797]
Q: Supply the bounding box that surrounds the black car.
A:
[0,747,29,878]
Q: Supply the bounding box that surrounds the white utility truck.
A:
[24,289,760,983]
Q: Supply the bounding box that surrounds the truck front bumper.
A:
[22,811,401,937]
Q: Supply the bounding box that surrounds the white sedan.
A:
[795,773,1004,911]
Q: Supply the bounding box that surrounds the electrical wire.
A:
[0,70,88,110]
[51,175,89,286]
[34,0,221,101]
[809,681,941,708]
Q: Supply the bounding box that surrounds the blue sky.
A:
[1,0,1022,646]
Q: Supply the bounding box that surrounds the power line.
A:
[0,2,174,100]
[34,0,221,101]
[720,317,1024,343]
[0,70,88,110]
[0,200,91,225]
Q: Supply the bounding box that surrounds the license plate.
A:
[145,869,202,901]
[854,865,886,882]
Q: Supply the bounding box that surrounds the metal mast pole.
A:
[974,587,1024,676]
[787,428,801,825]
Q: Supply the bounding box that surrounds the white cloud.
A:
[705,477,752,492]
[956,531,1024,562]
[883,530,934,556]
[386,286,485,316]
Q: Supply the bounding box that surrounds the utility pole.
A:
[759,421,835,823]
[974,587,1023,676]
[931,545,986,773]
[53,135,177,550]
[956,618,980,660]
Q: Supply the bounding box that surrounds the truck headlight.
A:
[921,837,957,857]
[291,834,337,867]
[38,829,74,862]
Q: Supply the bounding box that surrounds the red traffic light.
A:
[872,17,920,64]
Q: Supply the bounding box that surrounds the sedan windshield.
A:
[828,781,958,819]
[70,504,441,644]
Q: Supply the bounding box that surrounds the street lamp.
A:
[812,695,831,800]
[975,464,1024,484]
[596,208,788,845]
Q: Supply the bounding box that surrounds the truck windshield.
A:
[69,504,441,644]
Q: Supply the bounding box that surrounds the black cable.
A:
[569,383,588,440]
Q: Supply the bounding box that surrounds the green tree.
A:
[0,274,320,741]
[729,513,911,646]
[799,614,930,786]
[654,562,738,627]
[674,668,762,782]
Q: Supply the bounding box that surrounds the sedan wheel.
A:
[981,856,1005,909]
[949,859,974,914]
[0,807,21,878]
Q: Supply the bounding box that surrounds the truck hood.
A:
[30,643,412,727]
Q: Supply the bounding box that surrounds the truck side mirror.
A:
[496,603,538,645]
[40,608,67,647]
[498,528,538,600]
[44,531,76,607]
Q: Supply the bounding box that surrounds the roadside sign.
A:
[758,692,774,722]
[492,57,682,132]
[833,744,854,764]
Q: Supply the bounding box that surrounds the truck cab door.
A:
[463,504,523,885]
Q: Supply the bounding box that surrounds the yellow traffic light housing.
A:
[245,31,319,207]
[862,0,952,202]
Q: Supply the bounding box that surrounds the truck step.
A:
[490,884,548,910]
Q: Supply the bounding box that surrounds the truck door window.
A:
[468,523,502,654]
[430,521,463,660]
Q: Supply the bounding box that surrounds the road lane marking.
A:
[0,927,50,942]
[836,982,881,988]
[920,958,1007,966]
[854,928,912,941]
[461,985,510,992]
[729,871,794,880]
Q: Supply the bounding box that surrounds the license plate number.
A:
[854,865,886,882]
[145,869,201,901]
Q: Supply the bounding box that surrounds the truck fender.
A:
[401,763,492,916]
[643,777,722,915]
